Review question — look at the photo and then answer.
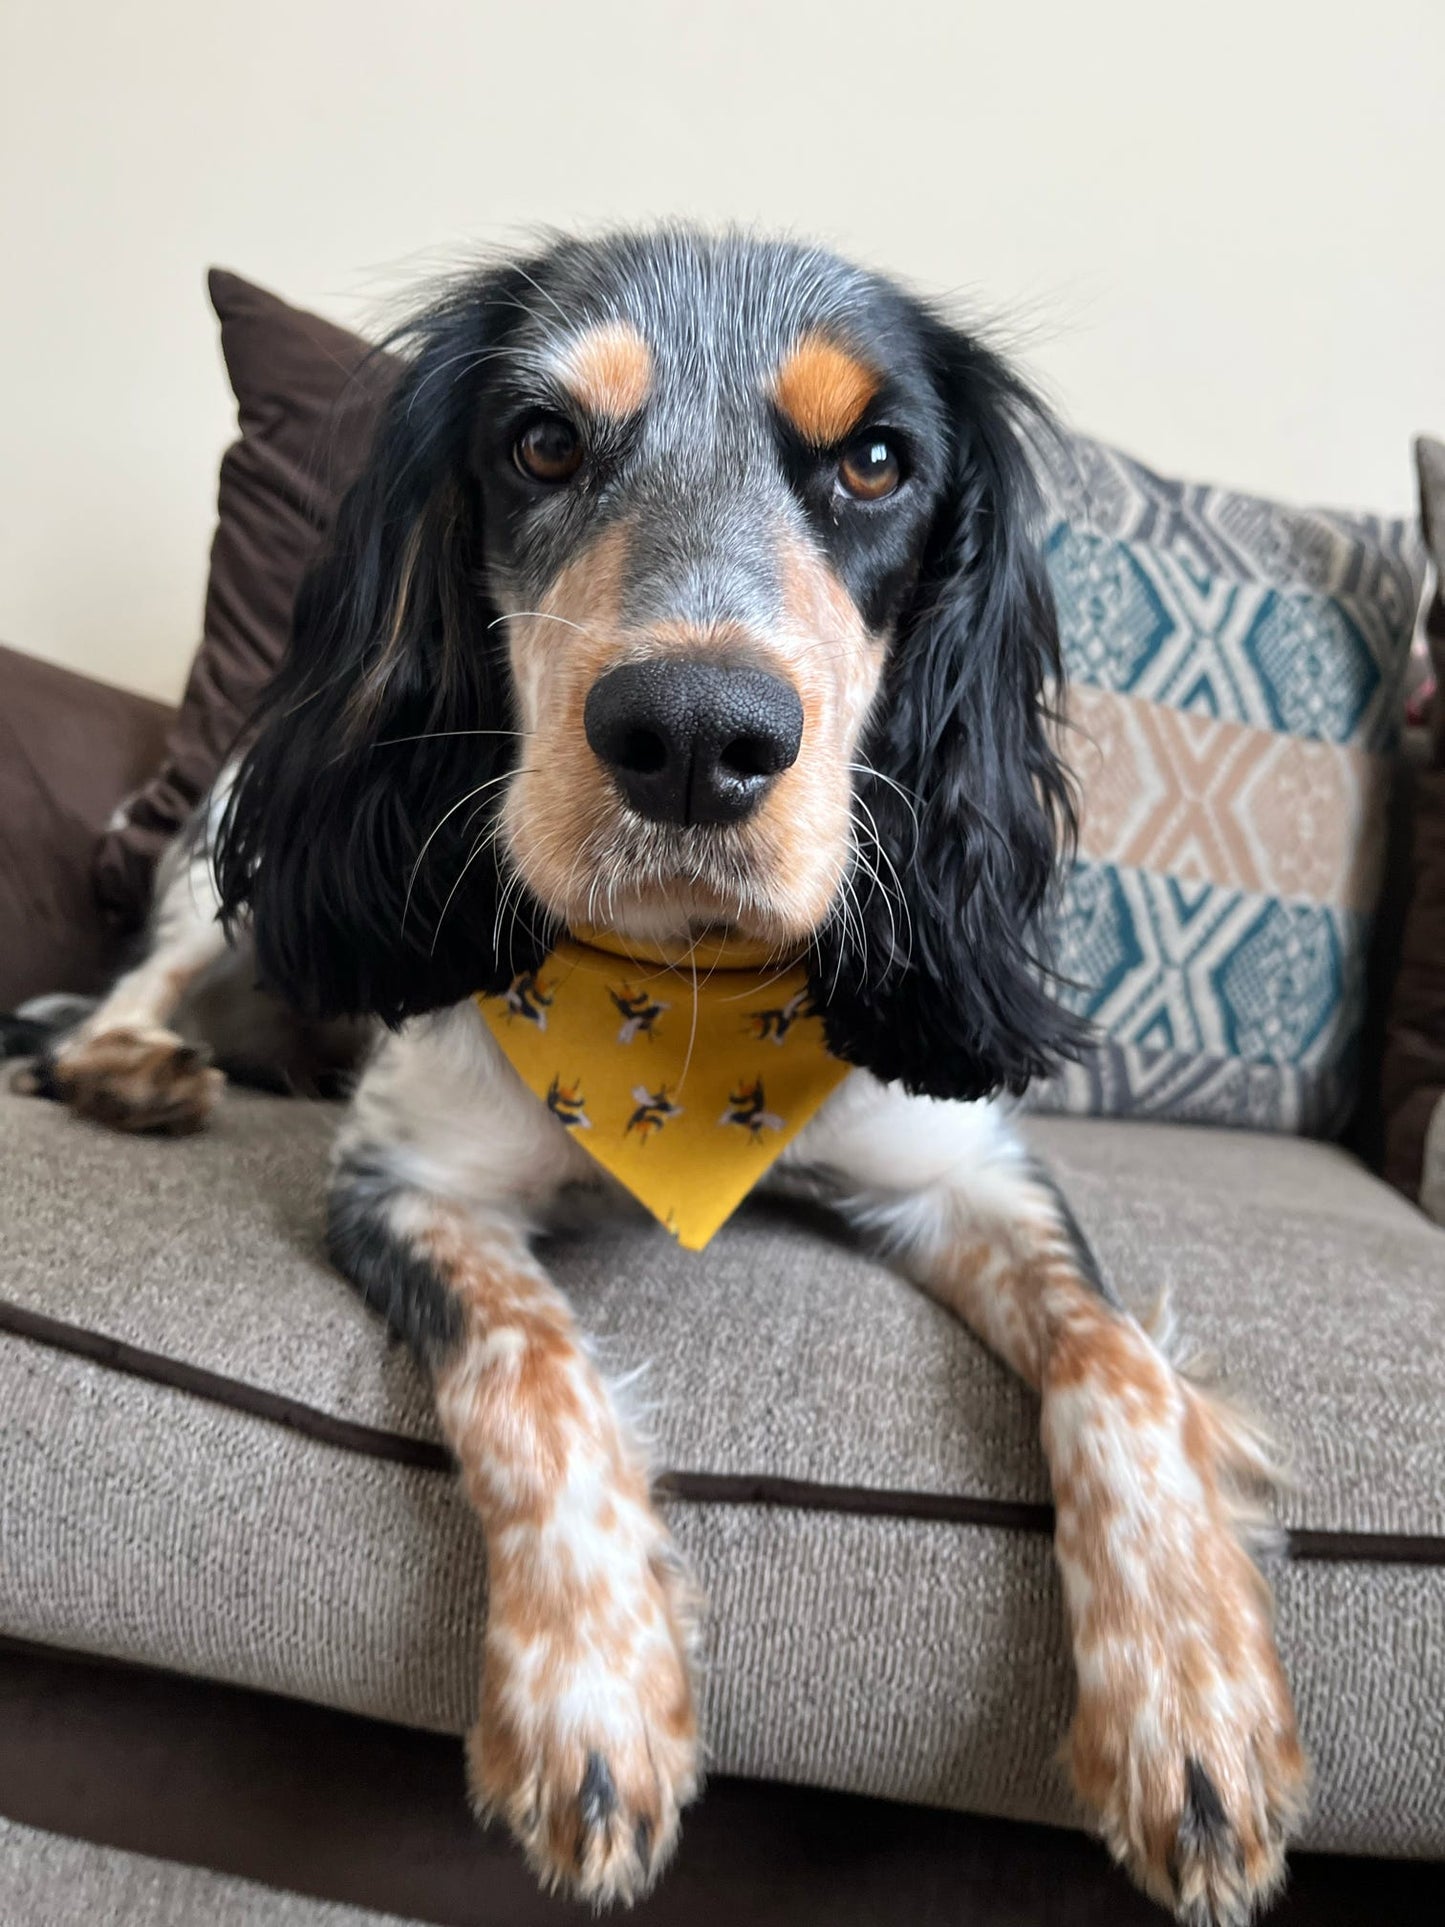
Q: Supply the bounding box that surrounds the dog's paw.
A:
[1065,1534,1307,1925]
[42,1026,223,1134]
[1043,1294,1309,1924]
[469,1528,700,1906]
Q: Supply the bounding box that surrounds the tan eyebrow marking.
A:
[555,320,653,420]
[771,331,879,446]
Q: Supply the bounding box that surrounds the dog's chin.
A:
[503,798,849,957]
[538,877,825,954]
[511,849,837,956]
[501,775,856,958]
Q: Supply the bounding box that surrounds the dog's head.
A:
[216,228,1082,1100]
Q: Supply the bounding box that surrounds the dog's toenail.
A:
[1182,1758,1230,1839]
[579,1750,617,1829]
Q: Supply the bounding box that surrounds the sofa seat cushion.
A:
[2,1088,1442,1856]
[0,1818,423,1927]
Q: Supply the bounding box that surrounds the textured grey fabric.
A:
[1032,1115,1445,1539]
[3,1090,1443,1535]
[2,1341,1442,1857]
[1422,1094,1445,1225]
[2,1089,1444,1855]
[0,1816,422,1926]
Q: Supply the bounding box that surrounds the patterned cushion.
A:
[1032,436,1425,1134]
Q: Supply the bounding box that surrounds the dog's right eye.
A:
[836,431,902,502]
[513,415,584,485]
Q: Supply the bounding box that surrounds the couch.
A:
[2,638,1443,1924]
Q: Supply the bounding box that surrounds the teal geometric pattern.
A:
[1046,528,1401,750]
[1245,592,1382,746]
[1213,898,1347,1064]
[1045,529,1174,695]
[1047,859,1363,1133]
[1029,434,1423,1135]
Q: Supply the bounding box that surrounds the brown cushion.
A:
[91,273,395,928]
[0,646,173,1009]
[1381,439,1445,1201]
[1423,437,1445,763]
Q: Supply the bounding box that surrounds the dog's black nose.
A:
[584,659,803,827]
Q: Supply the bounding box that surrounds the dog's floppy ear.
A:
[214,277,551,1025]
[810,320,1086,1099]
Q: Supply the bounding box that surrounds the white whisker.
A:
[848,760,923,863]
[403,770,515,934]
[487,610,597,639]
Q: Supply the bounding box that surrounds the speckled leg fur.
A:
[793,1077,1309,1926]
[329,1017,702,1904]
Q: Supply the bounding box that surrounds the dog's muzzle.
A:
[584,658,803,827]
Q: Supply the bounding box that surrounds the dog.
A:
[17,228,1307,1922]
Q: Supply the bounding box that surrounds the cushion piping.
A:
[2,1295,1441,1569]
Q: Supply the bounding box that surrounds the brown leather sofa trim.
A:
[0,1296,451,1474]
[3,1296,1442,1569]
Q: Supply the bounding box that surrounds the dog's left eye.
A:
[836,433,902,502]
[514,415,584,485]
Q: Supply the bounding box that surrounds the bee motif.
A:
[610,984,669,1044]
[504,970,553,1030]
[719,1077,785,1138]
[545,1077,591,1130]
[625,1084,682,1141]
[745,985,815,1046]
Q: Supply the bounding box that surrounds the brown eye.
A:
[514,414,583,484]
[837,433,902,502]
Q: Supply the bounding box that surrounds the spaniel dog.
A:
[22,229,1306,1923]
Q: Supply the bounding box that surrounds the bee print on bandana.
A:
[626,1084,682,1141]
[475,948,855,1249]
[719,1077,785,1139]
[546,1076,592,1130]
[745,985,814,1046]
[611,984,669,1044]
[504,970,553,1030]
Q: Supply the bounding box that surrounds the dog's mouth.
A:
[687,917,747,942]
[562,832,817,949]
[503,792,847,959]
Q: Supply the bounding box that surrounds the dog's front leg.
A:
[794,1085,1308,1925]
[328,1159,699,1904]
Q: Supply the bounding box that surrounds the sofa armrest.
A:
[0,644,174,1009]
[1381,758,1445,1198]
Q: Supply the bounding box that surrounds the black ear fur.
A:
[214,277,552,1024]
[809,320,1086,1099]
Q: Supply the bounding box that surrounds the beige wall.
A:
[2,0,1442,703]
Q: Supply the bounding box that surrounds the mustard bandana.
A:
[476,931,851,1250]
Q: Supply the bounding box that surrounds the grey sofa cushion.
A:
[1,1088,1442,1856]
[0,1818,423,1927]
